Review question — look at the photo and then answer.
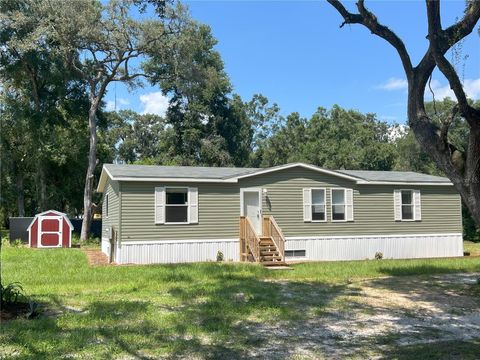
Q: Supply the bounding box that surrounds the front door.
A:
[242,189,262,234]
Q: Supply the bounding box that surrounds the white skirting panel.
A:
[101,237,111,258]
[118,239,239,264]
[285,233,463,261]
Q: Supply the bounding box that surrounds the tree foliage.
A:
[328,0,480,227]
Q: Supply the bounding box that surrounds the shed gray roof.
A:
[336,170,451,183]
[103,164,259,179]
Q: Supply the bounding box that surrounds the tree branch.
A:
[440,104,458,150]
[327,0,413,77]
[426,0,480,124]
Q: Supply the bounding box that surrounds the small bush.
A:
[71,233,100,247]
[12,239,24,247]
[1,282,25,305]
[375,252,384,260]
[216,250,224,262]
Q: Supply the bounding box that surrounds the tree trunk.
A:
[463,125,480,225]
[408,73,480,228]
[15,168,25,217]
[80,101,99,242]
[38,165,47,211]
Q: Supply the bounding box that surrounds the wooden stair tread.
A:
[262,261,288,267]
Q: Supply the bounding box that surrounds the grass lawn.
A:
[1,245,480,359]
[464,240,480,256]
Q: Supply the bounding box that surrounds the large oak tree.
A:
[328,0,480,226]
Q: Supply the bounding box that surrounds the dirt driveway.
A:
[245,273,480,359]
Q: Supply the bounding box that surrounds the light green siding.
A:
[118,167,462,242]
[101,179,120,237]
[120,182,239,241]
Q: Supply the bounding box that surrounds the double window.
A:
[303,188,353,222]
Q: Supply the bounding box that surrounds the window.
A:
[165,188,188,223]
[401,190,414,220]
[285,250,306,258]
[331,189,346,221]
[311,189,326,221]
[105,194,109,218]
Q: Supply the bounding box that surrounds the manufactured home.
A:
[97,163,463,265]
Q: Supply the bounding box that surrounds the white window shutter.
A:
[154,187,165,224]
[346,189,354,221]
[394,189,402,221]
[188,187,198,224]
[414,190,422,221]
[303,188,312,222]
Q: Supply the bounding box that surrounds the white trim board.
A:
[285,233,462,240]
[356,181,452,186]
[121,238,238,245]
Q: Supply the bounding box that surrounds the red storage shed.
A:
[27,210,73,248]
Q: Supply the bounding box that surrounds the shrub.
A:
[71,233,100,247]
[216,250,224,262]
[12,239,23,247]
[375,252,384,260]
[1,282,25,305]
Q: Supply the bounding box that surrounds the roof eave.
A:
[109,176,238,183]
[355,180,453,186]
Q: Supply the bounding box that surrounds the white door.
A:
[242,190,262,234]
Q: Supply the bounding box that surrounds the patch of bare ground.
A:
[82,249,110,266]
[244,272,480,359]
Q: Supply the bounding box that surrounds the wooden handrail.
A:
[239,216,261,262]
[263,215,286,262]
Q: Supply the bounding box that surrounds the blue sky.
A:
[105,0,480,124]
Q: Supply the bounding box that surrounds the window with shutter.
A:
[154,187,165,224]
[346,188,354,221]
[303,188,312,222]
[413,190,422,221]
[188,187,198,224]
[394,189,420,221]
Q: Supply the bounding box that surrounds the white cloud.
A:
[139,91,169,117]
[118,98,130,106]
[378,76,480,101]
[105,98,130,112]
[426,78,480,100]
[388,124,408,142]
[105,100,116,112]
[376,77,408,91]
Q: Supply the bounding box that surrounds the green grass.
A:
[1,246,479,359]
[464,240,480,256]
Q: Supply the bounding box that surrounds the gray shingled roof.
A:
[104,164,259,179]
[336,170,451,183]
[103,163,451,184]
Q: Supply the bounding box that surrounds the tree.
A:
[32,0,190,241]
[104,110,167,163]
[256,105,397,170]
[1,0,92,216]
[145,22,253,167]
[328,0,480,225]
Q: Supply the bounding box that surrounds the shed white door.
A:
[39,216,62,248]
[242,189,262,234]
